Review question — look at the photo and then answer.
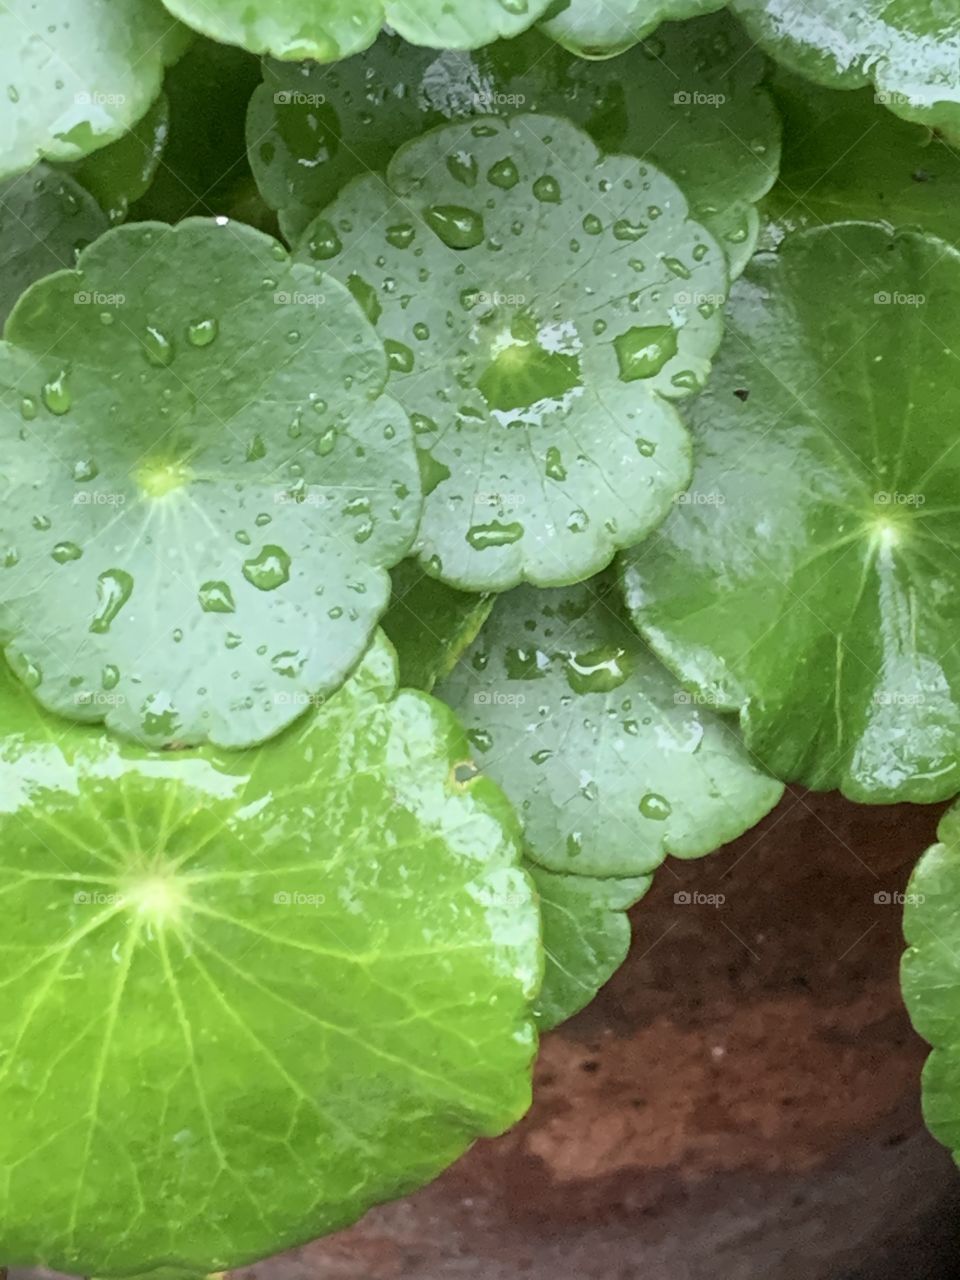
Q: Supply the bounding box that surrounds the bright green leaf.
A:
[761,71,960,249]
[436,574,782,876]
[621,223,960,804]
[901,800,960,1156]
[382,560,493,693]
[730,0,960,141]
[0,0,187,180]
[531,864,649,1030]
[0,631,540,1275]
[249,14,780,275]
[539,0,722,59]
[0,165,107,327]
[159,0,551,63]
[0,218,420,748]
[298,113,726,592]
[71,93,170,224]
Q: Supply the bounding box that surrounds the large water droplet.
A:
[425,205,485,250]
[242,545,291,591]
[143,325,175,367]
[42,370,72,415]
[639,792,672,821]
[565,645,631,694]
[89,569,133,634]
[466,521,524,549]
[532,175,561,204]
[187,317,219,347]
[614,325,678,381]
[487,157,519,190]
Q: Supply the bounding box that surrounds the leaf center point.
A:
[135,459,193,498]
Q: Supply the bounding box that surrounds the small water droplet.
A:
[42,370,72,415]
[532,175,561,204]
[51,541,82,563]
[143,325,174,367]
[308,220,343,259]
[545,446,566,481]
[487,157,520,190]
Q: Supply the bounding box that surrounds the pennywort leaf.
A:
[0,631,540,1274]
[902,802,960,1156]
[382,559,493,693]
[531,864,650,1029]
[0,218,420,748]
[71,92,170,225]
[622,223,960,803]
[298,113,726,592]
[160,0,551,63]
[0,0,187,180]
[436,574,782,877]
[249,14,780,275]
[539,0,722,59]
[730,0,960,141]
[0,165,108,327]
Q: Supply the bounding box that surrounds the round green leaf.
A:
[0,630,540,1274]
[159,0,551,63]
[0,218,420,748]
[761,72,960,250]
[539,0,722,59]
[730,0,960,141]
[382,560,492,693]
[902,800,960,1156]
[0,164,108,328]
[621,223,960,804]
[436,574,782,876]
[531,864,649,1030]
[297,113,726,592]
[248,15,780,275]
[71,93,170,225]
[0,0,188,181]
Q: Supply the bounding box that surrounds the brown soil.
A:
[236,788,960,1280]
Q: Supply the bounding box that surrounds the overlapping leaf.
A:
[298,113,726,592]
[730,0,960,140]
[622,223,960,803]
[529,864,650,1029]
[0,166,107,327]
[71,94,170,225]
[539,0,722,59]
[0,0,187,180]
[437,574,782,875]
[0,632,540,1274]
[382,559,492,692]
[762,72,960,249]
[0,218,420,748]
[160,0,551,63]
[902,802,960,1157]
[249,14,780,274]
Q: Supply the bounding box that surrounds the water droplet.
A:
[466,521,524,549]
[20,396,38,421]
[308,219,343,259]
[73,458,98,482]
[198,580,236,613]
[582,213,603,235]
[242,545,291,591]
[613,219,646,242]
[246,433,266,462]
[385,339,414,373]
[447,150,478,187]
[671,369,702,392]
[545,446,566,481]
[639,792,672,821]
[413,321,430,341]
[663,256,691,280]
[143,325,174,367]
[315,426,337,456]
[498,0,528,13]
[102,664,120,690]
[565,645,631,694]
[385,223,415,249]
[89,569,133,634]
[187,317,219,347]
[614,325,678,381]
[532,175,561,204]
[636,438,656,457]
[424,205,485,250]
[51,541,82,563]
[487,157,520,190]
[42,369,72,415]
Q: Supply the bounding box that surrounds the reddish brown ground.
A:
[238,789,960,1280]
